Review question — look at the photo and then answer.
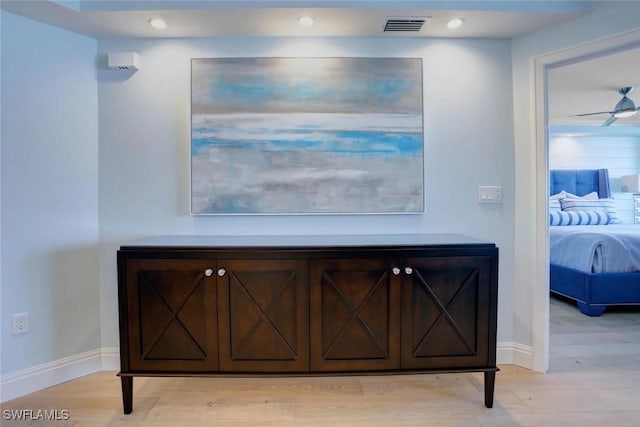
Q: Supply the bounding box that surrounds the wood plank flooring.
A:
[2,295,639,426]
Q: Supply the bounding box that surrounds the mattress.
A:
[550,225,640,273]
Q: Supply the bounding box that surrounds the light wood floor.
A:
[2,296,639,426]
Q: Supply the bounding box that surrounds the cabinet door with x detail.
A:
[310,258,401,371]
[125,259,219,372]
[217,259,309,372]
[400,256,493,370]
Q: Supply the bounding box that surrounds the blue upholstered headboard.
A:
[550,169,611,198]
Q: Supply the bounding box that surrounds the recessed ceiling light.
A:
[447,18,464,30]
[298,16,315,27]
[148,17,167,30]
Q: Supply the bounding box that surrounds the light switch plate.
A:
[478,186,502,203]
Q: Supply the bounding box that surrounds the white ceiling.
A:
[2,0,639,128]
[549,48,640,127]
[0,0,591,39]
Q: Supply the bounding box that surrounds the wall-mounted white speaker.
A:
[107,52,139,71]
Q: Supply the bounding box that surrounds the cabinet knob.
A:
[404,267,413,275]
[217,268,227,277]
[392,267,401,276]
[204,268,214,277]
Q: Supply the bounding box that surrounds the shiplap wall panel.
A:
[549,135,640,224]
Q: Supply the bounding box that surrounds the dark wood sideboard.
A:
[117,234,499,414]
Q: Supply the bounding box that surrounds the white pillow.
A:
[564,191,599,200]
[550,191,598,200]
[559,198,620,224]
[549,199,562,211]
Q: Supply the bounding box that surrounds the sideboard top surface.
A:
[119,234,495,251]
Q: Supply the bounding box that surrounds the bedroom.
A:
[546,48,640,371]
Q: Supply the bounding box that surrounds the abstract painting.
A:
[191,57,423,214]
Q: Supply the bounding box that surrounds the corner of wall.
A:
[497,341,535,370]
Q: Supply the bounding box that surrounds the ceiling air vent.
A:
[382,17,430,33]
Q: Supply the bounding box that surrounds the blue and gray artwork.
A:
[191,57,424,214]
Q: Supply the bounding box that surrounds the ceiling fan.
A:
[575,86,640,126]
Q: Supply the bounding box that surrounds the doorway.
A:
[533,32,640,372]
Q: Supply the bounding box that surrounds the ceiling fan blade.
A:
[602,115,618,127]
[574,111,614,117]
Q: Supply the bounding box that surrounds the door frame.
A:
[531,29,640,372]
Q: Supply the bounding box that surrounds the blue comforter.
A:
[550,225,640,273]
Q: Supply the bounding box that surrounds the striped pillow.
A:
[559,198,620,224]
[550,210,611,226]
[549,199,562,211]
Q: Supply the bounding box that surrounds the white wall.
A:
[1,0,639,401]
[97,37,516,351]
[0,12,99,376]
[549,130,640,224]
[511,1,640,370]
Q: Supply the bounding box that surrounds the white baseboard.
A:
[1,343,532,403]
[497,341,534,368]
[0,348,117,403]
[100,347,120,371]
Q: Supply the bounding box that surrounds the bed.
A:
[549,169,640,316]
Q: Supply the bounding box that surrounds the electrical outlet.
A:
[12,313,29,334]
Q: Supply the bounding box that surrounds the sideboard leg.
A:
[484,371,495,408]
[121,376,133,414]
